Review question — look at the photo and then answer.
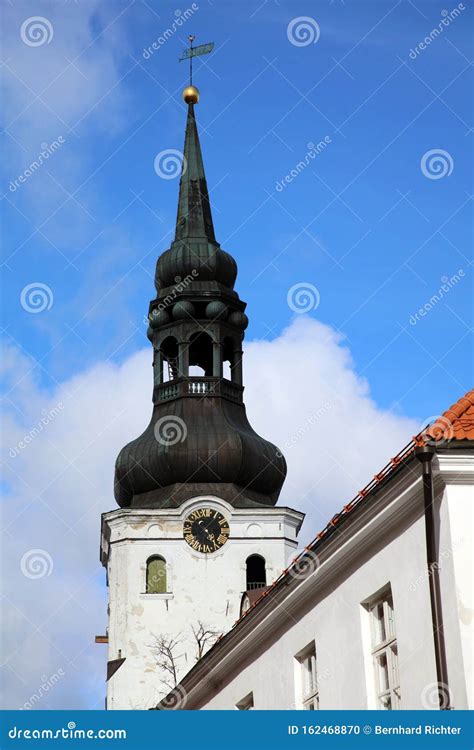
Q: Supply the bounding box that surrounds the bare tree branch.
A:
[150,634,184,691]
[191,621,222,661]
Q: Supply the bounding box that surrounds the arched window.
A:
[246,554,266,591]
[223,337,234,381]
[146,556,167,594]
[160,337,179,382]
[223,336,242,385]
[189,332,213,376]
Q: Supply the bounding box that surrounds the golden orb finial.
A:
[183,85,199,104]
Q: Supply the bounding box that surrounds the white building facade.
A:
[167,397,473,712]
[101,498,303,709]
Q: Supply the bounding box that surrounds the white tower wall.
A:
[101,495,304,709]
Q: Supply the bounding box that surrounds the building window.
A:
[246,554,266,590]
[369,589,400,710]
[146,556,167,594]
[160,336,179,382]
[296,642,319,710]
[236,692,254,710]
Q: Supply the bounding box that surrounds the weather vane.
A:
[179,35,214,103]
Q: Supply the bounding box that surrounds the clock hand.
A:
[195,518,221,546]
[197,519,212,540]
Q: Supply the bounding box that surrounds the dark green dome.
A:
[172,300,195,320]
[206,300,228,320]
[228,311,249,330]
[114,99,287,510]
[115,396,286,509]
[149,308,169,327]
[156,241,237,293]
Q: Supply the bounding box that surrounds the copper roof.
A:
[114,97,287,511]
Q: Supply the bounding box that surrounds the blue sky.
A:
[1,0,472,710]
[3,0,472,414]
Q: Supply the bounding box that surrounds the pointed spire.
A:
[175,101,216,243]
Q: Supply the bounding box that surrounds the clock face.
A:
[183,508,230,554]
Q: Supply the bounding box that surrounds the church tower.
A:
[100,80,304,710]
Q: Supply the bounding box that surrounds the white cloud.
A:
[2,1,131,140]
[244,317,418,525]
[0,317,418,708]
[2,0,132,232]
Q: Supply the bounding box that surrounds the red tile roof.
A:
[233,388,474,627]
[158,390,474,707]
[426,389,474,442]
